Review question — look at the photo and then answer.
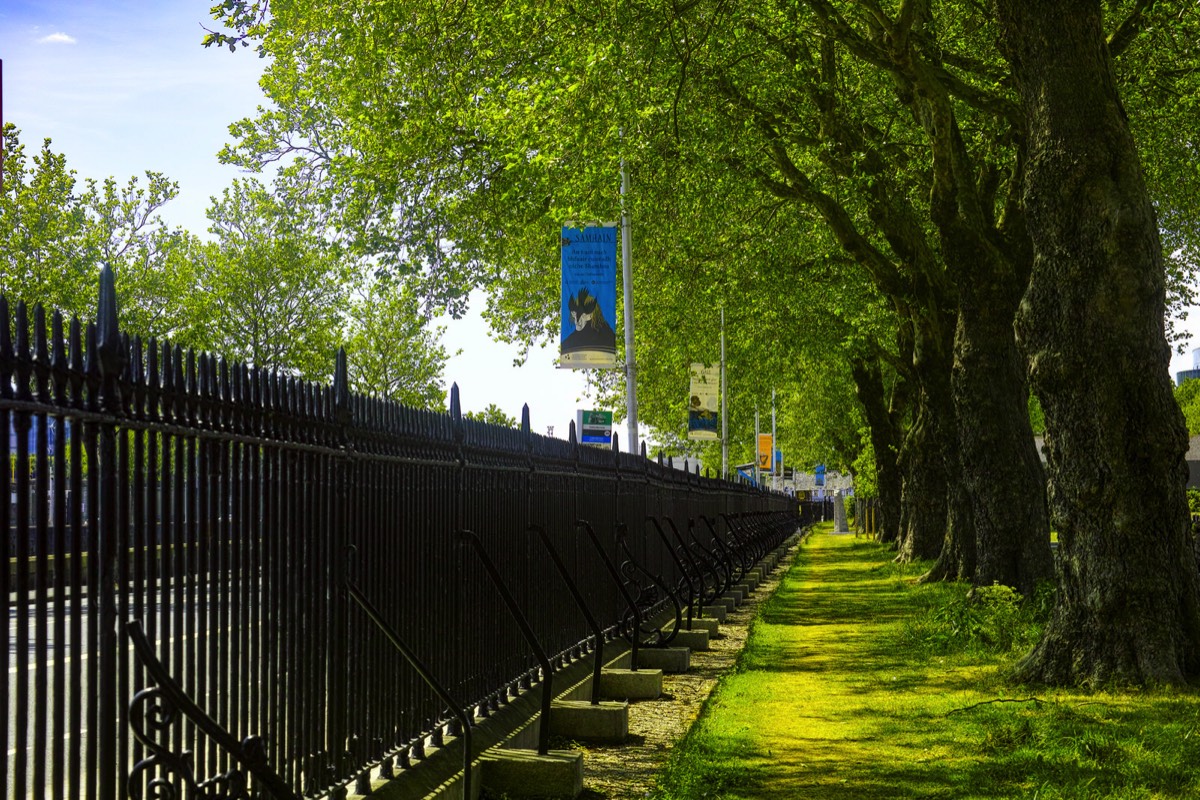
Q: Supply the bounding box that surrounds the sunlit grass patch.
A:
[649,529,1200,799]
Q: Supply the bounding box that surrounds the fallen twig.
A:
[944,697,1045,716]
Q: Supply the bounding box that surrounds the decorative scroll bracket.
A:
[125,619,300,800]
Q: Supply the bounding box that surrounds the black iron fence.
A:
[3,269,816,799]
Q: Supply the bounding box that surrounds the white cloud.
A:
[37,32,77,45]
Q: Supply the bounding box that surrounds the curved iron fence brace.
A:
[738,513,769,564]
[528,524,605,705]
[662,517,720,607]
[125,619,300,800]
[689,517,733,596]
[719,513,754,575]
[652,513,705,599]
[732,514,759,572]
[458,529,554,756]
[702,516,742,586]
[645,517,699,628]
[752,514,779,559]
[577,520,644,671]
[676,521,723,604]
[614,525,681,647]
[342,579,474,800]
[739,513,765,564]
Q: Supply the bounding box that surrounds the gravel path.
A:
[566,542,800,799]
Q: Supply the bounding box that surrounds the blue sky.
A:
[0,0,599,440]
[0,0,264,236]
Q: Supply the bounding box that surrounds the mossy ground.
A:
[650,525,1200,799]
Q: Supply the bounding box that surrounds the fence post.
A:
[331,349,356,793]
[95,265,128,800]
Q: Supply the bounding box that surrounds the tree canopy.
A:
[0,124,451,409]
[205,0,1200,685]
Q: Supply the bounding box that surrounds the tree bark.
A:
[920,337,975,583]
[895,392,946,561]
[949,255,1054,597]
[924,461,976,583]
[897,311,960,565]
[850,356,903,544]
[997,0,1200,684]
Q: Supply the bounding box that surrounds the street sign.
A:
[577,409,613,446]
[757,434,773,472]
[687,363,720,440]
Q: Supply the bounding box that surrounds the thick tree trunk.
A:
[896,313,962,564]
[904,44,1052,595]
[920,357,975,583]
[998,0,1200,684]
[924,465,975,583]
[951,268,1054,597]
[895,392,946,561]
[899,310,977,577]
[850,357,903,544]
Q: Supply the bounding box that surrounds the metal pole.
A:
[621,155,639,454]
[721,307,727,480]
[754,408,760,487]
[771,389,777,492]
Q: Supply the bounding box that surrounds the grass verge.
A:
[649,525,1200,799]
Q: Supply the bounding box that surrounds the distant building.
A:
[1177,348,1200,385]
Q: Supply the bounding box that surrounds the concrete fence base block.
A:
[700,605,728,623]
[724,589,744,607]
[598,668,663,700]
[748,568,765,584]
[733,583,753,597]
[549,700,629,743]
[672,617,720,636]
[480,749,583,799]
[663,629,709,652]
[384,761,482,800]
[712,597,737,613]
[636,646,692,672]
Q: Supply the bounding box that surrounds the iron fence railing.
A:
[3,268,814,799]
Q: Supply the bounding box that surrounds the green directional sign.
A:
[577,409,613,446]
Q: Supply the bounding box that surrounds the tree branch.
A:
[1108,0,1157,58]
[944,697,1044,716]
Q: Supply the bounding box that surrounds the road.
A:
[6,583,263,799]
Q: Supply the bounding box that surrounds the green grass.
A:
[649,525,1200,799]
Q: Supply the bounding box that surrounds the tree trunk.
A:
[997,0,1200,684]
[895,392,946,561]
[924,463,976,583]
[896,312,960,564]
[920,352,975,584]
[850,356,903,544]
[899,310,974,574]
[951,265,1054,597]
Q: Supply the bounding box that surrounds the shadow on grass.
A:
[655,690,1200,799]
[650,532,1200,799]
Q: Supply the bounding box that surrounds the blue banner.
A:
[560,225,618,369]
